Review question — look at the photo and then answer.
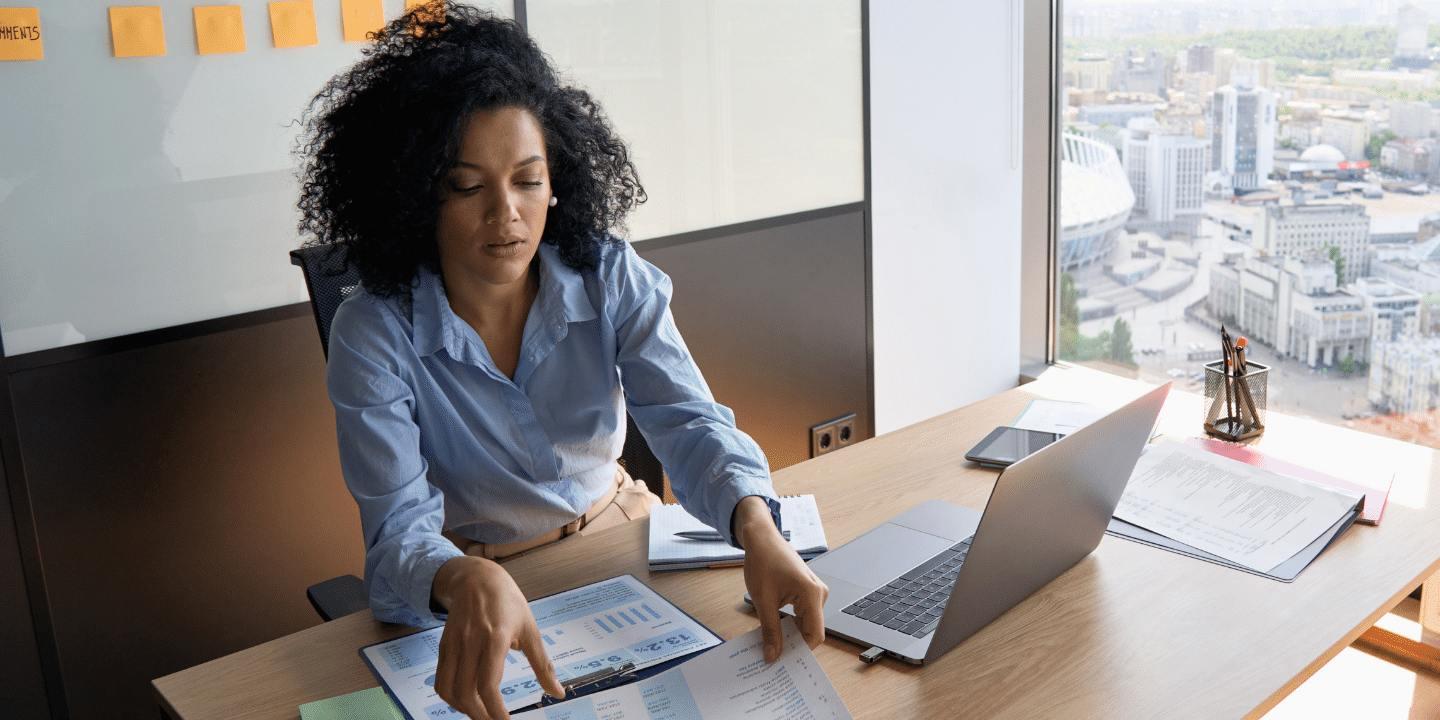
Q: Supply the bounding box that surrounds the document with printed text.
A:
[514,619,853,720]
[1115,440,1362,573]
[1011,399,1108,435]
[360,575,722,719]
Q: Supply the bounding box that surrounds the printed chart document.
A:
[1115,440,1362,573]
[514,619,853,720]
[648,495,829,571]
[360,575,722,719]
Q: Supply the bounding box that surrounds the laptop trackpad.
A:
[811,523,955,591]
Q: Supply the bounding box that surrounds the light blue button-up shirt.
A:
[326,240,779,627]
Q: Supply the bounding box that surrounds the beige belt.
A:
[443,467,626,562]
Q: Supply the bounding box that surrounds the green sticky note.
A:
[298,687,405,720]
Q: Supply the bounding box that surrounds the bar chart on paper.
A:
[360,575,723,719]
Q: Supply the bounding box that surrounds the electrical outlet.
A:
[810,413,857,458]
[834,415,856,450]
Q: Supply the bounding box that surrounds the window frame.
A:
[1020,0,1063,380]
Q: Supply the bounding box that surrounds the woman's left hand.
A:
[734,495,829,663]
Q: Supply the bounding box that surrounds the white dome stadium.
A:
[1060,134,1135,270]
[1299,144,1346,163]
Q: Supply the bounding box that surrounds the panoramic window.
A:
[1061,0,1440,451]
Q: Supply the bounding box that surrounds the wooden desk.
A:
[154,368,1440,720]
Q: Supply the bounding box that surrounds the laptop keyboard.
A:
[840,537,973,637]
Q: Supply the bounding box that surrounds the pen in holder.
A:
[1203,359,1267,441]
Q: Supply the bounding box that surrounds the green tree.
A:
[1059,271,1079,360]
[1326,244,1347,283]
[1111,317,1135,365]
[1366,129,1398,164]
[1338,354,1357,374]
[1077,330,1111,361]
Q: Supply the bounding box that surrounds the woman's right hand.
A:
[430,556,566,720]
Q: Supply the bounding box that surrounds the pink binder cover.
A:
[1182,436,1392,525]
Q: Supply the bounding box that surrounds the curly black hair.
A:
[296,2,645,298]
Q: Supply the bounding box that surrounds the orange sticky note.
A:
[194,6,245,55]
[0,8,43,61]
[340,0,384,43]
[268,0,318,48]
[109,6,167,58]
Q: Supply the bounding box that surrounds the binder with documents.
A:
[1106,440,1366,582]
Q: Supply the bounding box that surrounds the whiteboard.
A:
[0,0,510,355]
[0,0,861,355]
[528,0,863,242]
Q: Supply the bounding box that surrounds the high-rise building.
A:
[1210,62,1275,192]
[1395,3,1431,69]
[1370,337,1440,413]
[1182,73,1217,104]
[1123,118,1208,236]
[1185,45,1214,74]
[1320,112,1370,161]
[1352,277,1424,343]
[1254,58,1276,88]
[1111,48,1167,97]
[1208,252,1371,369]
[1074,56,1112,92]
[1390,100,1433,139]
[1254,204,1371,284]
[1378,137,1439,179]
[1215,49,1237,87]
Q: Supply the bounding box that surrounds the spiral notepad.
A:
[647,494,829,571]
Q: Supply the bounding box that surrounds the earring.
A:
[549,196,558,207]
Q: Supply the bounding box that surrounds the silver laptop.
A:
[790,382,1170,664]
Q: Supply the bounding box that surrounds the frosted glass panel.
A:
[0,0,511,355]
[527,0,863,241]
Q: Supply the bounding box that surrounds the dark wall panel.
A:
[8,313,361,720]
[0,449,51,719]
[639,210,870,471]
[0,209,869,720]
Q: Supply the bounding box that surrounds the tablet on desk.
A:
[964,426,1064,468]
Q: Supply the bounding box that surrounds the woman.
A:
[296,5,826,719]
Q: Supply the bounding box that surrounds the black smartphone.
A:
[964,426,1064,468]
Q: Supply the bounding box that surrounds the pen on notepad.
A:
[674,530,790,541]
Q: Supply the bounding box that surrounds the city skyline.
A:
[1061,0,1440,449]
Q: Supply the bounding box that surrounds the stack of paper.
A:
[1109,440,1366,581]
[648,495,829,571]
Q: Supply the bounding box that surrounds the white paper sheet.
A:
[648,495,828,570]
[360,575,722,718]
[1115,440,1361,572]
[1010,399,1107,435]
[514,619,853,720]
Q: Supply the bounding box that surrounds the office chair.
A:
[290,243,666,621]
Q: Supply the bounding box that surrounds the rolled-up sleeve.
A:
[605,245,781,547]
[327,297,462,627]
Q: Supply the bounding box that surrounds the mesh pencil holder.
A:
[1203,360,1267,441]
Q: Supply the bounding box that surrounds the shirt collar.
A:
[532,242,599,328]
[409,243,598,361]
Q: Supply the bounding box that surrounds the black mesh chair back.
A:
[621,412,665,497]
[289,244,363,359]
[290,243,667,621]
